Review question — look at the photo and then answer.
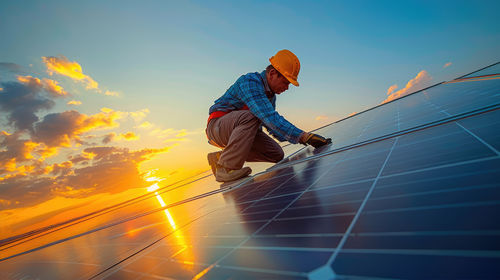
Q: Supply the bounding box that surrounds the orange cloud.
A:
[42,55,98,90]
[42,78,69,97]
[102,131,139,143]
[67,100,82,105]
[383,70,432,103]
[32,108,125,147]
[121,132,139,141]
[17,75,69,97]
[0,132,40,174]
[443,62,452,68]
[0,145,170,211]
[386,84,398,95]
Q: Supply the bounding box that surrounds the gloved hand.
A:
[300,132,332,148]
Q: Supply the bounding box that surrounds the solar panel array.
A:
[0,62,499,279]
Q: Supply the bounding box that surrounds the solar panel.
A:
[0,63,499,279]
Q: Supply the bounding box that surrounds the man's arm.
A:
[238,77,303,144]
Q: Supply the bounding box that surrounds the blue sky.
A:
[0,0,499,234]
[2,1,499,124]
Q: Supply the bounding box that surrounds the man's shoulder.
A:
[237,72,263,83]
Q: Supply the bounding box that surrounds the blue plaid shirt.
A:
[209,70,304,143]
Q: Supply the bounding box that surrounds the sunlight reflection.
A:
[144,172,195,269]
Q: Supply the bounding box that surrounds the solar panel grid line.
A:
[376,155,499,180]
[258,233,346,238]
[189,150,355,279]
[352,230,500,237]
[281,198,366,212]
[274,212,358,222]
[139,254,309,279]
[320,137,399,272]
[367,183,500,203]
[242,192,302,210]
[337,249,500,258]
[121,268,175,280]
[158,245,337,253]
[363,200,500,215]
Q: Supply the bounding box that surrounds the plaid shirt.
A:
[209,70,304,143]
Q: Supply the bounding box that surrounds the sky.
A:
[0,0,499,238]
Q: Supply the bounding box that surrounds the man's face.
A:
[267,69,290,94]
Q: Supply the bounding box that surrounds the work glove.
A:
[301,132,332,148]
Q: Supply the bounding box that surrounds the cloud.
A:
[138,121,153,129]
[0,177,55,210]
[41,78,69,97]
[0,80,55,131]
[130,109,150,122]
[383,70,432,103]
[443,62,452,68]
[67,100,82,105]
[104,90,120,96]
[315,115,328,121]
[0,133,39,174]
[17,75,69,97]
[0,62,24,74]
[0,146,170,210]
[102,132,115,144]
[42,55,99,90]
[32,108,125,147]
[102,131,139,144]
[386,84,398,95]
[121,132,139,141]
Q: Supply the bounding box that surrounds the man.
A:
[206,49,331,182]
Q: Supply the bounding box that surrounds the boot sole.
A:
[215,167,252,183]
[207,152,220,175]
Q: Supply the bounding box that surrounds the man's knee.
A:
[270,147,285,163]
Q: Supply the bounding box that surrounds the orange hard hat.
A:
[269,49,300,86]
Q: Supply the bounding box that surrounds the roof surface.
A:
[1,62,500,279]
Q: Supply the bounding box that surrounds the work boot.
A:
[215,165,252,182]
[207,151,221,175]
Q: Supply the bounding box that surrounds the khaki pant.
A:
[206,110,284,170]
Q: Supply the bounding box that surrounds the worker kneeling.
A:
[206,50,331,182]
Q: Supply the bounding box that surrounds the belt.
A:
[207,105,249,124]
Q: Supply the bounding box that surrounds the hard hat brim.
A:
[286,76,299,87]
